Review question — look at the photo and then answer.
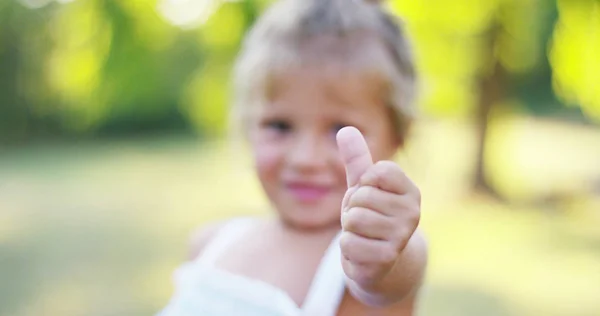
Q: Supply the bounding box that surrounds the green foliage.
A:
[0,0,597,145]
[390,0,550,118]
[549,0,600,121]
[182,2,250,137]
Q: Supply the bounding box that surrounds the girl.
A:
[159,0,427,314]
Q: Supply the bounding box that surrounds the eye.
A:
[263,119,292,133]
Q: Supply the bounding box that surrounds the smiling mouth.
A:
[285,183,332,203]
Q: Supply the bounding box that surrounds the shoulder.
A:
[187,220,229,261]
[187,216,264,261]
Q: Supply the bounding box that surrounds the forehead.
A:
[269,35,393,96]
[274,62,385,101]
[236,34,399,128]
[261,62,390,121]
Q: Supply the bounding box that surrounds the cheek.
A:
[333,155,347,182]
[253,141,283,180]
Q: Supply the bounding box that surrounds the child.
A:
[158,0,427,314]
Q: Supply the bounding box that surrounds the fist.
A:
[336,126,421,287]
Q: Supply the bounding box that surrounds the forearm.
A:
[348,229,428,307]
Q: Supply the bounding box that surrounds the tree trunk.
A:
[473,24,505,198]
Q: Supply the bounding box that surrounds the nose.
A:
[287,132,329,171]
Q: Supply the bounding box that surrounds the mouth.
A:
[284,182,332,203]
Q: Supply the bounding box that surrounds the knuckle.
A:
[359,168,379,186]
[379,160,403,175]
[341,188,354,210]
[373,161,397,179]
[344,207,367,232]
[390,231,408,253]
[339,232,355,253]
[390,217,418,251]
[413,187,422,204]
[390,219,412,247]
[408,203,421,226]
[373,161,406,190]
[375,160,395,170]
[362,161,396,185]
[391,195,406,211]
[379,244,399,263]
[397,197,421,226]
[350,186,373,206]
[411,208,421,226]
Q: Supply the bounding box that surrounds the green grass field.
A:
[1,117,599,316]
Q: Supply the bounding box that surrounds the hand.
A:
[336,126,421,288]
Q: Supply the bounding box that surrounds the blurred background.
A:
[0,0,599,315]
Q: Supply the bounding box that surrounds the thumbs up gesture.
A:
[336,126,421,288]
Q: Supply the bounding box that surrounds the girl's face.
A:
[249,64,400,231]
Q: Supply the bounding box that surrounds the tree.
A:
[390,0,558,197]
[549,0,600,122]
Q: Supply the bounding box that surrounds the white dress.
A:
[157,218,347,316]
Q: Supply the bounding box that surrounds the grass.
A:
[0,117,599,316]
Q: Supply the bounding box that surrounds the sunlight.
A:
[157,0,222,29]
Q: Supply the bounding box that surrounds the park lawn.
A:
[0,117,599,316]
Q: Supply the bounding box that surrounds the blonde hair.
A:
[231,0,417,141]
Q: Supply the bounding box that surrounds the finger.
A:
[339,231,397,266]
[341,185,358,212]
[336,126,373,188]
[341,207,393,240]
[347,185,406,216]
[341,256,382,287]
[359,160,414,195]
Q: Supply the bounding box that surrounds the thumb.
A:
[336,126,373,188]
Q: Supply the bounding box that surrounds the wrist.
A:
[346,230,427,307]
[346,276,393,307]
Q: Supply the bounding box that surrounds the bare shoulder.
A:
[187,220,229,260]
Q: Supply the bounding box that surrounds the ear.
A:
[394,133,405,149]
[389,118,405,153]
[382,129,405,161]
[392,115,412,151]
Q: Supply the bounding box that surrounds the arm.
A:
[336,127,428,309]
